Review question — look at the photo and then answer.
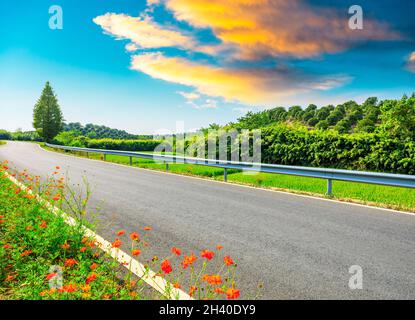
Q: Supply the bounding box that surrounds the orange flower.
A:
[86,241,95,248]
[216,245,223,250]
[52,194,61,201]
[161,260,173,274]
[55,166,61,170]
[224,255,234,266]
[81,285,91,292]
[116,230,125,236]
[86,273,97,285]
[26,225,32,231]
[143,226,152,231]
[130,232,139,241]
[80,247,87,252]
[61,242,70,250]
[132,249,141,256]
[3,244,11,249]
[46,273,58,281]
[226,288,240,300]
[64,258,78,267]
[214,288,225,294]
[20,249,32,257]
[112,238,122,248]
[201,250,215,260]
[189,286,197,297]
[173,282,181,289]
[171,247,182,256]
[203,274,222,285]
[39,221,47,228]
[6,275,15,282]
[182,253,197,269]
[59,284,77,293]
[90,263,98,270]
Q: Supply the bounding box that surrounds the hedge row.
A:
[260,125,415,174]
[85,138,163,152]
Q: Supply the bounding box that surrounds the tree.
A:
[33,82,64,142]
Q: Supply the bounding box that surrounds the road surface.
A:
[1,141,415,299]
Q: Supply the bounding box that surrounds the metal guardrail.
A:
[45,143,415,195]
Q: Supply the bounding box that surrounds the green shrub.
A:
[86,138,164,152]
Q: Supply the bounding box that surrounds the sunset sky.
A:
[1,0,414,134]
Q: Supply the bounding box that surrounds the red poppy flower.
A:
[64,258,78,267]
[130,232,140,241]
[46,273,58,281]
[143,226,152,231]
[61,242,70,250]
[181,253,197,269]
[90,263,98,270]
[3,244,11,249]
[201,250,215,260]
[112,238,122,248]
[214,288,225,294]
[161,260,173,274]
[6,275,15,282]
[80,247,87,252]
[226,288,240,300]
[116,230,125,236]
[20,250,32,257]
[203,274,222,285]
[171,247,182,256]
[224,255,234,266]
[132,249,141,256]
[39,221,47,228]
[86,273,97,285]
[189,286,197,297]
[60,284,77,293]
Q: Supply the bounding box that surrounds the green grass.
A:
[0,169,159,300]
[42,145,415,212]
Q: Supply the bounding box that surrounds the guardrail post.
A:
[224,168,228,182]
[166,162,169,172]
[129,156,133,166]
[103,154,106,161]
[326,179,333,196]
[86,152,89,158]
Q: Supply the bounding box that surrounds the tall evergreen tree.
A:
[33,82,64,142]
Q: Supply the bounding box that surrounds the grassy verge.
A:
[42,144,415,212]
[0,161,242,300]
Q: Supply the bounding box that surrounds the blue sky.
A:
[0,0,414,134]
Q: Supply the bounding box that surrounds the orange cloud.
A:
[131,52,349,104]
[93,13,195,51]
[161,0,400,59]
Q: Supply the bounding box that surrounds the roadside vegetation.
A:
[0,161,241,300]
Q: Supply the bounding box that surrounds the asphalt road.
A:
[1,141,415,299]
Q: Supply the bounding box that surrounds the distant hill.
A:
[64,122,153,140]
